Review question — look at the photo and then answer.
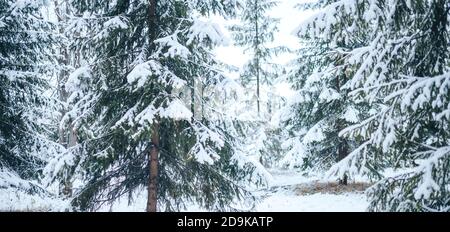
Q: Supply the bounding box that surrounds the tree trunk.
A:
[55,0,76,198]
[338,143,348,185]
[255,0,260,116]
[148,0,157,49]
[256,62,260,116]
[55,0,69,147]
[336,63,349,185]
[191,78,195,121]
[147,122,159,212]
[146,0,159,213]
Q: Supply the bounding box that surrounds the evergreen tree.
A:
[294,0,449,211]
[40,0,78,199]
[232,0,284,117]
[46,0,266,212]
[278,0,369,177]
[0,0,61,196]
[231,0,288,171]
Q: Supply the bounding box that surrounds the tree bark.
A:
[148,0,157,50]
[336,63,348,185]
[146,0,159,213]
[147,122,159,212]
[338,143,348,185]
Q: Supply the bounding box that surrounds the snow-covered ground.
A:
[0,170,70,212]
[0,169,368,212]
[0,188,69,212]
[256,192,368,212]
[97,169,368,212]
[255,169,368,212]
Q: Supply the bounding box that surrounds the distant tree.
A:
[278,0,370,178]
[232,0,285,117]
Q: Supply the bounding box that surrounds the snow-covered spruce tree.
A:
[38,0,79,199]
[231,0,287,170]
[46,0,266,212]
[232,0,284,117]
[0,0,63,205]
[278,1,370,177]
[52,0,77,151]
[295,0,449,211]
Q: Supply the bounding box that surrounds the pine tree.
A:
[52,0,77,150]
[231,0,288,171]
[293,0,449,211]
[0,0,61,197]
[40,0,78,199]
[232,0,284,117]
[46,0,266,212]
[278,0,369,177]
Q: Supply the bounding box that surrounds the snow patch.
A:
[160,99,193,120]
[188,18,230,46]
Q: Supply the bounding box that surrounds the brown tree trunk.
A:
[338,143,348,185]
[148,0,157,48]
[147,122,159,212]
[145,0,159,213]
[336,61,349,185]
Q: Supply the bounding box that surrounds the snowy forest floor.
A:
[0,169,370,212]
[99,169,370,212]
[253,170,369,212]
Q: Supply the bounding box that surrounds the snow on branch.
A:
[188,142,220,165]
[159,99,193,120]
[155,33,191,59]
[127,60,162,88]
[187,18,230,46]
[65,66,91,93]
[413,146,450,200]
[326,141,372,178]
[187,122,226,165]
[294,0,357,38]
[93,16,129,41]
[126,60,186,90]
[400,72,450,114]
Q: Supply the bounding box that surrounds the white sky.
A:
[213,0,316,98]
